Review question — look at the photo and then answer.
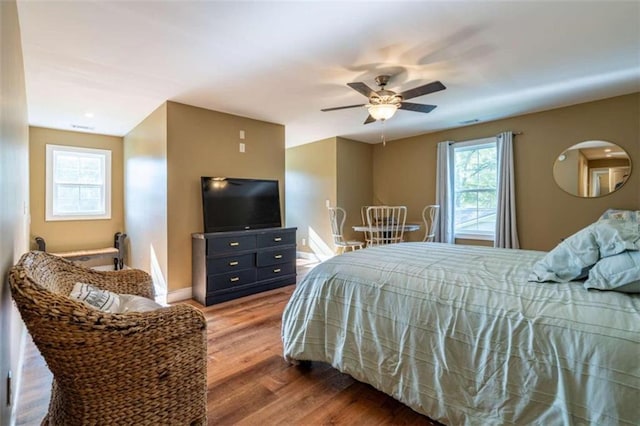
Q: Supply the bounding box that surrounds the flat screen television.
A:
[201,177,281,233]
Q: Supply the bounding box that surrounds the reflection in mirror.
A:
[553,140,631,197]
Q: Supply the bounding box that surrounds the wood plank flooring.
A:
[16,259,440,425]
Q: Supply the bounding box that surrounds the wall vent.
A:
[71,124,95,130]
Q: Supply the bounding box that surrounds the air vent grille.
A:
[71,124,94,130]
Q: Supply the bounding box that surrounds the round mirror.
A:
[553,140,631,197]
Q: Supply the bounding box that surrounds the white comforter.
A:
[282,243,640,425]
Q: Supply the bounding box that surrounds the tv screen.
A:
[201,177,281,233]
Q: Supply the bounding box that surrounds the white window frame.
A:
[452,137,497,241]
[46,144,112,221]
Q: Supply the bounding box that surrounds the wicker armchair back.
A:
[9,251,207,425]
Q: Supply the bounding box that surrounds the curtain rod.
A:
[448,131,522,145]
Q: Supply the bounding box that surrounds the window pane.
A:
[454,142,497,235]
[47,144,111,220]
[55,153,103,184]
[54,154,80,182]
[53,184,104,214]
[54,184,80,214]
[79,186,103,212]
[79,157,103,184]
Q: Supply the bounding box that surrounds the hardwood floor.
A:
[16,259,439,425]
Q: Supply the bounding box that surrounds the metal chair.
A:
[360,205,373,247]
[366,206,407,246]
[328,207,364,254]
[422,205,440,242]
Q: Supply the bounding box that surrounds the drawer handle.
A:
[229,242,240,247]
[229,261,239,266]
[273,268,281,273]
[274,237,282,242]
[230,277,240,282]
[274,254,283,259]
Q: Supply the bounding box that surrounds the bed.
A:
[281,242,640,425]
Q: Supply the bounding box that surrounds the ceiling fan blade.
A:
[399,81,446,101]
[347,82,376,98]
[364,115,376,124]
[399,102,437,113]
[321,104,365,112]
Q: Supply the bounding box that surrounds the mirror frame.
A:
[553,140,631,198]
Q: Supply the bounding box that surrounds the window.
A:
[452,137,497,240]
[46,144,111,221]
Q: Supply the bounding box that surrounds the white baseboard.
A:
[167,287,192,303]
[10,325,27,426]
[297,250,332,262]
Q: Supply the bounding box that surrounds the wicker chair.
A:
[9,251,207,426]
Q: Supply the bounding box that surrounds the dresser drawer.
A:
[256,248,296,267]
[257,261,295,281]
[257,230,296,248]
[193,228,297,306]
[207,234,256,254]
[207,268,257,292]
[207,253,254,273]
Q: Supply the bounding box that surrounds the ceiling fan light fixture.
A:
[367,103,398,121]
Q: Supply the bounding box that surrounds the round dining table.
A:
[352,223,421,233]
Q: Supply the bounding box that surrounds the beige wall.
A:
[166,102,285,291]
[371,130,441,243]
[123,103,168,293]
[29,127,124,253]
[336,137,373,242]
[373,93,640,250]
[553,148,581,195]
[588,158,629,169]
[285,137,373,257]
[578,152,588,197]
[0,0,30,422]
[123,101,285,294]
[285,138,337,258]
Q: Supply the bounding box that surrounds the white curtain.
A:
[495,131,520,248]
[435,141,454,243]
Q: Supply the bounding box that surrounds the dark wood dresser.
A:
[191,227,297,306]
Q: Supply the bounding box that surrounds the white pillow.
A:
[70,282,162,313]
[584,251,640,294]
[529,220,640,283]
[118,294,164,313]
[595,219,640,257]
[598,209,640,222]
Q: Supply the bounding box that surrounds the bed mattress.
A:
[282,243,640,425]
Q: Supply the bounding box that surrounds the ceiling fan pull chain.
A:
[381,120,386,147]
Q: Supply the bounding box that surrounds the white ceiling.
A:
[17,1,640,147]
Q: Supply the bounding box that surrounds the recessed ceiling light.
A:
[606,154,612,157]
[84,112,94,118]
[604,148,612,152]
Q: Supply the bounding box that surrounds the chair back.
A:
[360,205,372,246]
[422,205,440,242]
[366,206,407,246]
[328,206,347,246]
[8,251,207,425]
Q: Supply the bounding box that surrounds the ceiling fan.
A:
[322,75,446,124]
